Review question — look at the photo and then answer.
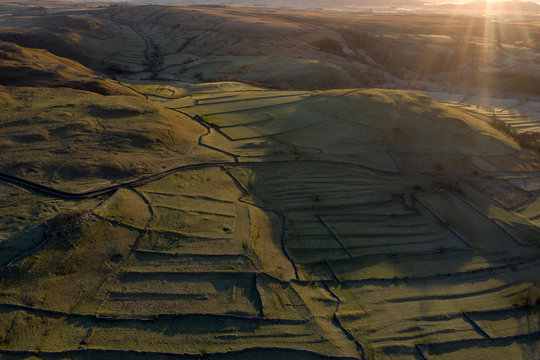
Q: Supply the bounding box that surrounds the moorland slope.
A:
[1,3,539,94]
[1,3,540,360]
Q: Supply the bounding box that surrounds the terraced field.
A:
[1,74,540,360]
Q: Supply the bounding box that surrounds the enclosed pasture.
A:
[1,75,539,360]
[332,260,540,359]
[145,84,521,173]
[322,211,470,257]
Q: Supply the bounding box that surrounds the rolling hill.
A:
[1,3,540,360]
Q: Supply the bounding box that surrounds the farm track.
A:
[3,81,474,203]
[0,157,429,201]
[1,145,522,283]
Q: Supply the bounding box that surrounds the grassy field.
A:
[0,83,218,192]
[143,82,522,175]
[1,24,539,359]
[1,75,539,357]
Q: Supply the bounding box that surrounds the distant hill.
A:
[1,3,539,95]
[128,0,424,8]
[0,41,134,96]
[436,0,540,13]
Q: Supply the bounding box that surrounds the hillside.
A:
[0,41,222,192]
[0,41,134,96]
[1,3,540,360]
[1,3,539,94]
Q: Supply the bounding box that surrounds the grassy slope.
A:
[154,82,520,174]
[0,41,134,96]
[3,4,539,95]
[0,45,539,360]
[0,43,233,192]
